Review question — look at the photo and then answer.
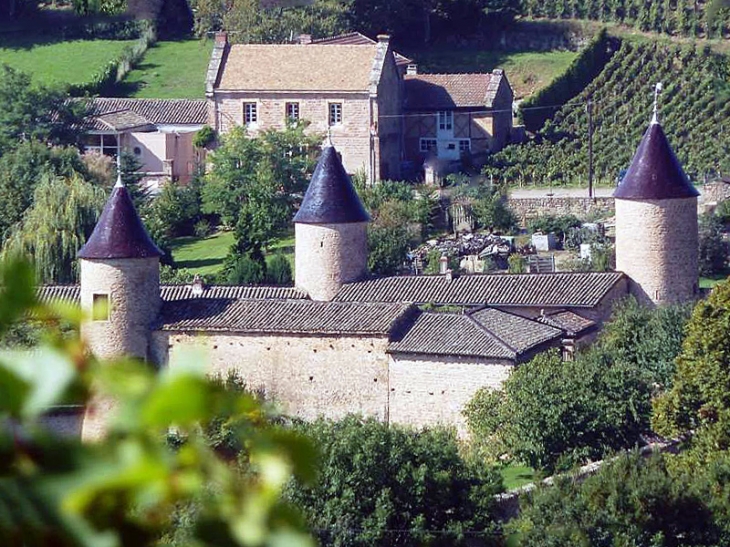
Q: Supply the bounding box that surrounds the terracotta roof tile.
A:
[404,73,496,109]
[536,310,597,337]
[86,98,207,131]
[335,272,625,308]
[311,32,412,66]
[218,44,377,91]
[159,299,413,334]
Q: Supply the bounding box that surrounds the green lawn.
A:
[500,464,537,490]
[120,39,214,98]
[170,230,295,277]
[402,47,578,99]
[700,274,728,289]
[0,34,136,87]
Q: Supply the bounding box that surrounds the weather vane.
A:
[652,82,663,124]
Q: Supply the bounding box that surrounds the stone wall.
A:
[389,354,512,435]
[155,331,391,421]
[507,196,615,223]
[615,197,698,306]
[295,222,368,301]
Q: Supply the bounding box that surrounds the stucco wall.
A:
[615,197,698,306]
[389,354,512,434]
[295,222,368,301]
[129,132,166,174]
[214,91,372,177]
[154,331,391,421]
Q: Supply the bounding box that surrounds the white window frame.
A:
[419,138,437,153]
[285,102,300,121]
[458,139,471,152]
[438,111,453,131]
[243,102,258,125]
[329,102,343,126]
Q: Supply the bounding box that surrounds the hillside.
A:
[485,40,730,185]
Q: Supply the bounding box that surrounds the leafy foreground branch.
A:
[0,259,316,547]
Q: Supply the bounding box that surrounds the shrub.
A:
[193,218,213,238]
[193,125,216,149]
[225,252,266,285]
[508,253,526,273]
[266,254,293,285]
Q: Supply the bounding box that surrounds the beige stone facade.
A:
[615,197,698,306]
[295,222,369,301]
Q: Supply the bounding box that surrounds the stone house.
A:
[85,98,207,189]
[206,32,403,182]
[403,69,514,167]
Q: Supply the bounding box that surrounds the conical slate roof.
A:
[78,182,163,259]
[614,122,699,200]
[294,146,370,224]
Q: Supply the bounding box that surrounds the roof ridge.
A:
[471,307,562,354]
[463,308,518,356]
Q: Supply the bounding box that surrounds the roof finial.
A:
[652,82,663,125]
[114,144,123,188]
[326,126,333,147]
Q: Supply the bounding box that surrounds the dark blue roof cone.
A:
[78,180,163,259]
[294,146,370,224]
[614,122,699,200]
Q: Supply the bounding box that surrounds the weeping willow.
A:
[2,174,106,284]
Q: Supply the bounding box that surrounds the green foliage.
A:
[148,180,202,239]
[201,125,320,261]
[367,224,411,276]
[286,415,503,547]
[510,453,719,547]
[485,41,730,186]
[520,29,616,131]
[0,257,316,546]
[266,253,293,286]
[194,218,214,238]
[0,64,87,156]
[507,253,526,273]
[193,125,217,149]
[699,213,729,276]
[465,298,691,472]
[528,214,581,247]
[451,183,518,233]
[2,174,106,283]
[226,252,267,285]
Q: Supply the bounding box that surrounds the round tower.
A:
[294,145,370,301]
[78,177,162,439]
[614,120,699,307]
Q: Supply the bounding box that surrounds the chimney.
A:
[377,34,390,44]
[191,274,205,297]
[214,31,228,46]
[406,64,418,75]
[439,255,449,275]
[298,33,312,45]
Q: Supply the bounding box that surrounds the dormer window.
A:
[92,293,110,321]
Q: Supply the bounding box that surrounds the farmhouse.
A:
[42,113,697,439]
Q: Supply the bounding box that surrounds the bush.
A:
[193,219,214,238]
[699,213,728,276]
[367,224,411,276]
[266,254,293,286]
[193,125,216,149]
[286,416,503,547]
[508,253,526,273]
[225,252,266,285]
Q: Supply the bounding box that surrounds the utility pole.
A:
[587,97,594,199]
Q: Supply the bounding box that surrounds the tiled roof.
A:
[312,32,412,66]
[294,145,370,224]
[335,272,626,308]
[86,98,207,131]
[93,110,154,132]
[614,122,700,200]
[218,44,378,91]
[404,73,497,110]
[37,284,306,305]
[536,310,597,337]
[159,299,414,335]
[388,307,561,360]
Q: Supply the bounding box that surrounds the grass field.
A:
[170,230,295,277]
[403,47,578,99]
[120,39,214,98]
[0,34,135,87]
[500,464,537,490]
[700,274,728,289]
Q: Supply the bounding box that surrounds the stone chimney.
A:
[406,64,418,75]
[298,33,312,44]
[214,31,228,46]
[377,34,390,44]
[439,255,449,275]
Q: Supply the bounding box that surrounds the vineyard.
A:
[522,0,730,38]
[484,40,730,186]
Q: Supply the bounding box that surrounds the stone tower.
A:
[614,119,699,307]
[78,177,162,439]
[294,145,370,301]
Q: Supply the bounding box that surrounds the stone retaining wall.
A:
[507,196,615,223]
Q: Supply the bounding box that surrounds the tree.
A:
[1,174,106,283]
[367,224,411,276]
[285,415,503,547]
[699,213,728,276]
[0,65,87,157]
[0,257,317,547]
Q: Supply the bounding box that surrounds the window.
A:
[458,139,471,152]
[419,138,437,153]
[92,293,110,321]
[285,102,300,121]
[244,102,257,125]
[81,134,118,157]
[438,111,453,131]
[329,103,343,125]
